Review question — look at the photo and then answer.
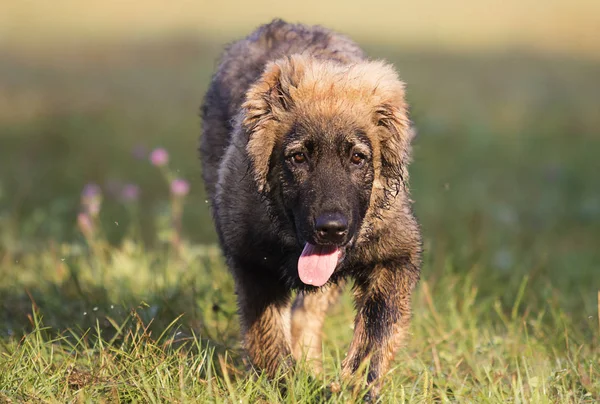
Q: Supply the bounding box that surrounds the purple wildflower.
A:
[170,178,190,197]
[120,183,140,202]
[81,183,102,217]
[149,148,169,167]
[81,183,101,199]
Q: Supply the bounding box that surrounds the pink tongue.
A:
[298,243,340,287]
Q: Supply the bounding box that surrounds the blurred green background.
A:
[0,3,598,401]
[0,1,599,312]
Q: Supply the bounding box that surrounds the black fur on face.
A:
[274,120,375,249]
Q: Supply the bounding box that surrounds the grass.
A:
[0,38,599,402]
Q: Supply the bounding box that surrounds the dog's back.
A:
[199,19,365,198]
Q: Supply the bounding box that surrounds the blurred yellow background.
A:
[1,0,599,58]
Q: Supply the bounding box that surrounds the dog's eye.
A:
[350,152,366,166]
[291,152,307,164]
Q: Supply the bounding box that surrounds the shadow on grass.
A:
[0,241,242,369]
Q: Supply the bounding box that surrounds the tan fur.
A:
[291,283,343,372]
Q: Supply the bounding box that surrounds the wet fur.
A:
[199,19,421,398]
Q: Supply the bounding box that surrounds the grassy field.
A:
[1,36,599,402]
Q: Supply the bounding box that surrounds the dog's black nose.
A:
[315,213,348,244]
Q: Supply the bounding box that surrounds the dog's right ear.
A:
[243,57,303,193]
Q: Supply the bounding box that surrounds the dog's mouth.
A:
[297,242,347,287]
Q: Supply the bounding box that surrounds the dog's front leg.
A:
[234,268,294,377]
[291,282,343,372]
[342,264,418,399]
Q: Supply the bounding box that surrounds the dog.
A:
[199,19,421,398]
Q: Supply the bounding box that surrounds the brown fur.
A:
[199,19,421,399]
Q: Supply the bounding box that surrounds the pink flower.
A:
[170,179,190,196]
[87,200,101,216]
[77,212,94,236]
[149,148,169,167]
[120,183,140,202]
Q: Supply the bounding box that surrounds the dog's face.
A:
[280,119,374,250]
[242,55,413,285]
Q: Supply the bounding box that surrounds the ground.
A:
[0,41,599,402]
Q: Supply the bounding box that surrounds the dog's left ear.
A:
[374,80,414,187]
[242,56,304,193]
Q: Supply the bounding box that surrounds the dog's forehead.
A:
[285,118,371,148]
[298,113,358,133]
[289,58,402,108]
[293,88,374,119]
